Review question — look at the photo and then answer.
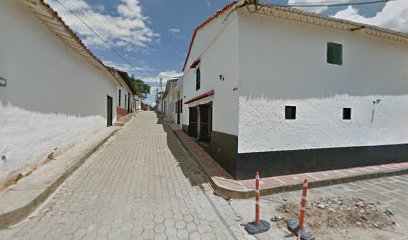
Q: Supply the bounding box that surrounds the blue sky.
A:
[46,0,407,104]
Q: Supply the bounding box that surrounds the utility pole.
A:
[155,87,158,102]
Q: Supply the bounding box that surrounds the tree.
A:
[130,75,150,99]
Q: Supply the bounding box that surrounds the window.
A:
[196,67,201,91]
[285,106,296,120]
[327,42,343,65]
[343,108,351,120]
[118,89,121,106]
[125,95,127,109]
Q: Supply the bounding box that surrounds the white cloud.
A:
[334,1,408,33]
[117,0,144,19]
[45,0,159,49]
[169,28,181,34]
[141,71,182,104]
[102,60,151,73]
[286,0,408,34]
[287,0,352,13]
[143,71,182,85]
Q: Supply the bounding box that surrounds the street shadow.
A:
[155,112,163,125]
[156,115,208,187]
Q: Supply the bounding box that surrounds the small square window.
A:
[327,42,343,65]
[285,106,296,120]
[343,108,351,120]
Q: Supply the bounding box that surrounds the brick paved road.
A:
[1,111,408,240]
[0,112,252,240]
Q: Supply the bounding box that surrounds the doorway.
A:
[188,107,198,138]
[107,95,113,127]
[188,102,212,142]
[199,103,212,142]
[176,99,182,125]
[127,93,131,113]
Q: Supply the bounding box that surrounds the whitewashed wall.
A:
[134,96,141,110]
[237,10,408,153]
[182,10,240,135]
[0,1,118,120]
[116,85,131,110]
[167,85,178,124]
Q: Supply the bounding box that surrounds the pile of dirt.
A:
[273,197,396,233]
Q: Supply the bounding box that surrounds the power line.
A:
[68,0,109,33]
[53,0,140,73]
[273,0,397,8]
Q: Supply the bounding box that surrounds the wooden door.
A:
[188,107,198,138]
[107,95,113,127]
[177,100,181,125]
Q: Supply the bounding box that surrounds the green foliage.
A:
[130,75,150,99]
[150,105,158,111]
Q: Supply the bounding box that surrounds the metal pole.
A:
[255,172,260,225]
[298,179,308,239]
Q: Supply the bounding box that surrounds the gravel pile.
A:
[273,197,396,233]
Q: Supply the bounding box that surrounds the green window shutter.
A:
[327,42,343,65]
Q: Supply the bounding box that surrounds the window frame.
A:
[327,42,343,65]
[196,67,201,91]
[285,106,296,120]
[343,108,351,120]
[118,89,121,107]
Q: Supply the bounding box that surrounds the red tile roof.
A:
[182,2,237,72]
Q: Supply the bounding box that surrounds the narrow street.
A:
[1,111,408,240]
[0,112,249,240]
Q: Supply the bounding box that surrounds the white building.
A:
[134,94,142,111]
[106,67,140,119]
[182,1,408,179]
[159,78,183,125]
[0,0,127,127]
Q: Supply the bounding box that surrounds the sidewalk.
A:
[173,129,408,199]
[0,126,119,228]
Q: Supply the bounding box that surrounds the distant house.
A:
[134,94,142,111]
[106,67,139,119]
[159,78,183,125]
[0,0,127,127]
[182,1,408,179]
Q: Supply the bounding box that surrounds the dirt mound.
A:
[273,197,396,233]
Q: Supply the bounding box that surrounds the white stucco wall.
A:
[0,1,118,120]
[182,10,240,135]
[167,85,179,124]
[134,96,141,111]
[237,10,408,153]
[116,85,131,110]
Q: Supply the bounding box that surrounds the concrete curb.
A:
[170,125,408,199]
[114,112,136,126]
[0,127,120,228]
[169,125,241,198]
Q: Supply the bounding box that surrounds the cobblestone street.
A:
[0,112,250,240]
[1,111,408,240]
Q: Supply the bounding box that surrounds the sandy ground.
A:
[228,176,408,240]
